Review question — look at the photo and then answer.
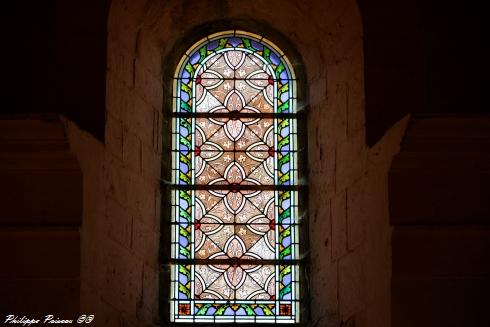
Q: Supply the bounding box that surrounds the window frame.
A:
[160,23,310,327]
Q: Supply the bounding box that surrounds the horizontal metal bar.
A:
[164,147,307,154]
[168,222,301,226]
[167,258,303,265]
[173,77,298,82]
[161,183,305,191]
[172,112,302,119]
[168,298,302,303]
[168,149,299,153]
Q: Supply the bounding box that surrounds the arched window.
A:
[168,30,306,324]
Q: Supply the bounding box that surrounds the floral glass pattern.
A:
[170,31,301,323]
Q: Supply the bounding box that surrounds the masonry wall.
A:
[64,0,408,326]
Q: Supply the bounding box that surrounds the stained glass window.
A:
[169,30,303,324]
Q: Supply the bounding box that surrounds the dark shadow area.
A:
[358,0,490,145]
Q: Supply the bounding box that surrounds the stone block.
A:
[131,219,159,263]
[307,117,324,173]
[308,155,335,201]
[106,74,135,119]
[339,250,364,320]
[135,33,162,79]
[332,191,347,260]
[138,264,159,319]
[107,40,135,89]
[104,156,129,206]
[134,59,163,110]
[307,0,352,35]
[106,197,132,248]
[346,177,367,250]
[101,240,143,317]
[123,127,142,173]
[310,193,331,267]
[310,257,339,320]
[125,95,155,148]
[347,69,365,137]
[327,43,364,88]
[141,143,161,183]
[321,147,337,195]
[325,81,348,145]
[128,174,157,229]
[336,131,367,191]
[154,109,163,154]
[106,114,123,159]
[309,72,327,106]
[327,4,363,63]
[80,288,122,327]
[302,46,325,81]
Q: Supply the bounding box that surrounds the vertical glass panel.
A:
[170,31,301,324]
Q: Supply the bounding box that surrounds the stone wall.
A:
[0,116,83,316]
[64,0,409,326]
[389,116,490,327]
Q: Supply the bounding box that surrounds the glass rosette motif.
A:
[170,31,300,323]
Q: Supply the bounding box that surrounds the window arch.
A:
[167,30,306,324]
